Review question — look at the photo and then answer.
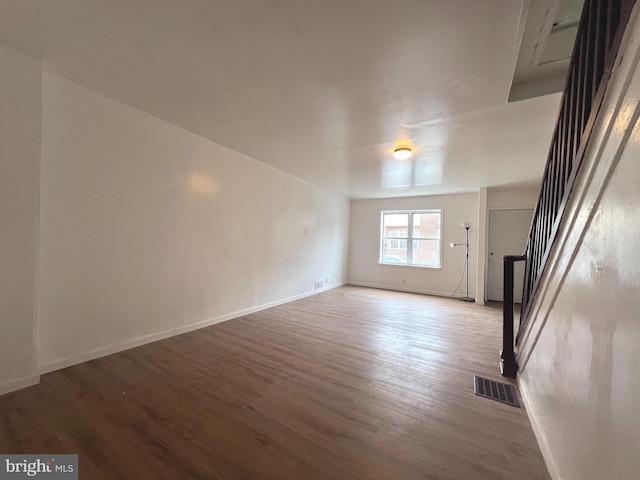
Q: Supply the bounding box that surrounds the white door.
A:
[487,209,534,302]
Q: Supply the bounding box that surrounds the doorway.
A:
[486,209,533,302]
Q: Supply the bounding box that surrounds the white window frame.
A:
[379,209,442,268]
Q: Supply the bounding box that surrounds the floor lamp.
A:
[450,222,474,302]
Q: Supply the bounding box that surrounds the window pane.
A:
[381,243,407,264]
[389,229,407,238]
[383,214,408,238]
[412,239,440,266]
[380,210,441,267]
[413,212,440,238]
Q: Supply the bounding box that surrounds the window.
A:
[380,209,442,267]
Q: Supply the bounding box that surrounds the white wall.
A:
[348,194,478,298]
[518,8,640,479]
[0,45,41,393]
[38,72,350,372]
[486,188,539,209]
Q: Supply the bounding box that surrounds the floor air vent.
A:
[473,375,520,407]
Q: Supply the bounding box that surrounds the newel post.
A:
[501,255,524,378]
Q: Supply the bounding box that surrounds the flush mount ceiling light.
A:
[393,147,412,160]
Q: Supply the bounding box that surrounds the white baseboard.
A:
[347,281,476,301]
[518,378,561,480]
[0,374,40,396]
[39,282,345,375]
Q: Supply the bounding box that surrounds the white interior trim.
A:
[518,378,561,480]
[475,187,488,305]
[347,281,469,299]
[39,283,344,375]
[0,374,40,396]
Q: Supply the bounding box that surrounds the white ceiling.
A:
[0,0,562,199]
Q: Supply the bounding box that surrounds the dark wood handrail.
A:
[502,0,636,376]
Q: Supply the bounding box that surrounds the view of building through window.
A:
[380,210,442,267]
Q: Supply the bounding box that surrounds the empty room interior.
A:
[1,0,639,479]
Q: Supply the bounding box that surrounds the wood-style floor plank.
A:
[0,286,549,479]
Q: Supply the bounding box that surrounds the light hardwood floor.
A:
[0,286,549,479]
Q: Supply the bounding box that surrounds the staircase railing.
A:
[501,0,636,378]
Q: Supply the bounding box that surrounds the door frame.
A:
[485,207,534,303]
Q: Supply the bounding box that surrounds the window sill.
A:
[378,262,442,269]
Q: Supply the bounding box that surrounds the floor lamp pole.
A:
[451,222,474,302]
[465,226,470,301]
[461,223,473,302]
